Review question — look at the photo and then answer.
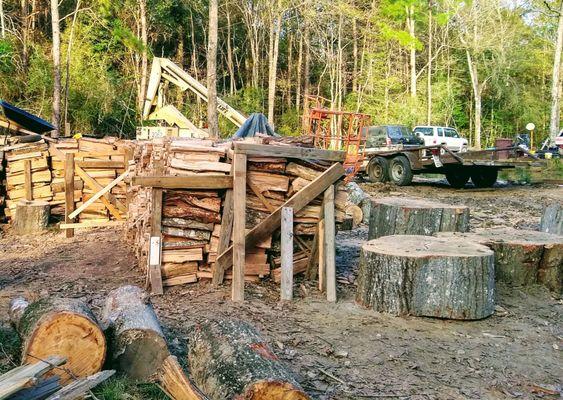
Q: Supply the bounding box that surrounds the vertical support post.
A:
[324,185,336,302]
[64,153,75,238]
[24,159,32,201]
[149,188,164,295]
[318,219,325,292]
[213,165,234,286]
[280,207,294,301]
[232,152,247,302]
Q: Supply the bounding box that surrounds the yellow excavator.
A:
[139,57,247,139]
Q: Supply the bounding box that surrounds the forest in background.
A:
[0,0,561,148]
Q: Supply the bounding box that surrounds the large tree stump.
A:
[368,197,469,239]
[356,235,495,319]
[187,319,309,400]
[439,228,563,296]
[13,200,50,235]
[540,203,562,236]
[101,285,169,381]
[9,297,106,384]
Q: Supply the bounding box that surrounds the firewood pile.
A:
[0,137,132,224]
[128,137,358,289]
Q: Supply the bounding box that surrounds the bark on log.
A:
[9,297,106,384]
[101,285,169,381]
[368,197,469,239]
[187,319,309,400]
[356,235,495,320]
[540,203,562,235]
[439,228,563,296]
[13,200,50,235]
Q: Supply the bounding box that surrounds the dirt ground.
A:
[0,178,561,399]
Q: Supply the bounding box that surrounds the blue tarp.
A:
[232,112,278,139]
[0,100,55,133]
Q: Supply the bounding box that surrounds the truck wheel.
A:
[445,170,470,189]
[470,168,498,188]
[367,157,389,183]
[389,155,413,186]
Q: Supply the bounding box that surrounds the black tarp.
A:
[0,100,55,133]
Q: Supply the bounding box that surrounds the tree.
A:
[549,0,563,140]
[207,0,219,137]
[138,0,148,113]
[50,0,61,137]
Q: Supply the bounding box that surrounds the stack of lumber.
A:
[2,139,52,218]
[129,137,355,289]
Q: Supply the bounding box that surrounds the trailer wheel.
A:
[445,170,470,189]
[367,157,389,183]
[389,155,413,186]
[471,168,498,188]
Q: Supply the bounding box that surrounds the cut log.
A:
[285,162,321,181]
[187,319,309,400]
[9,297,106,384]
[162,218,214,231]
[158,355,206,400]
[162,227,211,241]
[247,171,289,192]
[438,228,563,296]
[356,235,495,320]
[368,197,469,239]
[540,203,562,235]
[13,200,50,235]
[101,285,169,381]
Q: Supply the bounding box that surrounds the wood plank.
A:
[281,207,294,301]
[68,170,129,219]
[169,159,231,173]
[64,153,75,238]
[318,219,325,292]
[163,274,198,287]
[75,165,124,220]
[212,167,234,286]
[59,220,125,229]
[24,160,32,201]
[75,160,124,169]
[305,221,321,280]
[133,175,232,189]
[232,153,247,302]
[233,142,346,162]
[216,163,345,272]
[324,185,336,302]
[149,236,164,295]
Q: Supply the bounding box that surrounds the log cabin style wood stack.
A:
[129,137,352,294]
[2,139,53,219]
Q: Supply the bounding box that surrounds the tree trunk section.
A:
[138,0,148,114]
[50,0,61,137]
[540,203,562,236]
[439,228,563,297]
[13,200,50,235]
[101,285,169,381]
[356,235,495,320]
[187,319,309,400]
[9,297,106,384]
[206,0,219,138]
[368,197,469,239]
[549,0,563,140]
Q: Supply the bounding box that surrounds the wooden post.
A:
[318,219,325,292]
[64,153,75,238]
[281,207,294,301]
[232,152,247,302]
[24,159,32,201]
[149,189,164,295]
[324,185,336,302]
[213,165,234,286]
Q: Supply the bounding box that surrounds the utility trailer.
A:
[363,145,544,188]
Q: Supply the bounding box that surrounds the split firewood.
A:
[8,297,106,384]
[0,356,65,399]
[101,285,169,381]
[44,370,115,400]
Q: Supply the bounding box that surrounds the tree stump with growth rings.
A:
[356,235,495,320]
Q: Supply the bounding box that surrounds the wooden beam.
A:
[233,142,346,162]
[232,153,247,302]
[64,153,75,238]
[280,207,293,301]
[68,171,129,219]
[132,175,233,189]
[75,165,126,216]
[318,219,325,292]
[59,220,125,229]
[216,163,345,271]
[305,221,321,280]
[24,159,32,201]
[76,160,124,169]
[212,168,234,286]
[324,185,336,302]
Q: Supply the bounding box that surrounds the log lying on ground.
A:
[439,228,563,296]
[101,285,169,381]
[9,297,106,384]
[368,197,469,239]
[187,319,309,400]
[540,203,562,235]
[13,200,50,235]
[356,235,495,319]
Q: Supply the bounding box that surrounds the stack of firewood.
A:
[2,139,53,218]
[128,137,359,288]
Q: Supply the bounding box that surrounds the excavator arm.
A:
[143,58,247,129]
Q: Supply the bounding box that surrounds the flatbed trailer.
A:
[362,145,545,188]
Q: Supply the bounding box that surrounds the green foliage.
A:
[92,377,167,400]
[0,324,21,374]
[276,108,301,136]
